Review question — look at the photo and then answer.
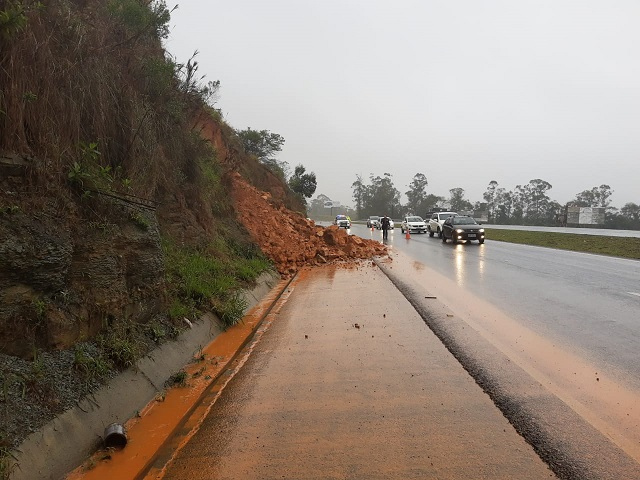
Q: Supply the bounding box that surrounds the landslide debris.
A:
[230,172,386,275]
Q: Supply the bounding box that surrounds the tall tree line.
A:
[351,173,402,219]
[347,174,640,229]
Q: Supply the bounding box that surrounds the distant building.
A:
[566,207,605,226]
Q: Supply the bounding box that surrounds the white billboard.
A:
[567,207,605,225]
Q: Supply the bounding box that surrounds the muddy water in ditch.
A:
[389,250,640,463]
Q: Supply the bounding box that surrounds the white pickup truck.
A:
[427,211,457,238]
[334,215,351,229]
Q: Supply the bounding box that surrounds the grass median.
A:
[485,229,640,260]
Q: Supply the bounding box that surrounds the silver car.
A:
[367,216,381,228]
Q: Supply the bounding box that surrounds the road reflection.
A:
[451,242,487,286]
[454,245,465,286]
[478,246,486,279]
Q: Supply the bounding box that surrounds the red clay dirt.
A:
[229,171,386,276]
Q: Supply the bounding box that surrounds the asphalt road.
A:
[350,224,640,464]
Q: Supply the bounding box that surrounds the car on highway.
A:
[401,216,427,234]
[367,216,381,228]
[441,215,485,244]
[428,211,458,238]
[334,214,351,229]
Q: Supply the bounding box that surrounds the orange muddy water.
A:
[66,278,295,480]
[150,262,553,480]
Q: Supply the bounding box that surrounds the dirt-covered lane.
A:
[155,262,554,480]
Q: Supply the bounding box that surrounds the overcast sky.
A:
[166,0,640,210]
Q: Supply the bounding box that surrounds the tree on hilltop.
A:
[237,128,288,178]
[405,173,443,216]
[288,164,317,200]
[368,173,402,218]
[351,175,366,219]
[483,180,499,222]
[405,173,427,215]
[351,173,401,218]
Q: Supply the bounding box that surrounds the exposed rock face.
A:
[1,214,73,292]
[0,191,166,358]
[194,113,306,214]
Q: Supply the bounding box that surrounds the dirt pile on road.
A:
[229,172,386,275]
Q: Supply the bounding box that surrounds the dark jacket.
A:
[381,217,390,230]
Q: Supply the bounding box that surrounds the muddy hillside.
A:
[0,0,386,359]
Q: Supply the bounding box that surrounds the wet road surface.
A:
[355,225,640,384]
[155,264,554,480]
[375,252,640,479]
[351,225,640,466]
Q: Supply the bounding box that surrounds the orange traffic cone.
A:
[405,229,411,239]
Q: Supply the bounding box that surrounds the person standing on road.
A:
[381,215,391,240]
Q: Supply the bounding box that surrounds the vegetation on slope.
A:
[0,0,294,457]
[0,3,382,466]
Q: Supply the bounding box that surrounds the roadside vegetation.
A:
[0,0,283,462]
[486,229,640,260]
[163,236,273,328]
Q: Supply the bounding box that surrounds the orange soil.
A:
[229,172,386,275]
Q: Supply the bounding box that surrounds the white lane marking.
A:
[628,292,640,297]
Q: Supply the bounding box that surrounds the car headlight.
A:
[479,228,485,233]
[455,229,463,233]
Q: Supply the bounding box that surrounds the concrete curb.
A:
[11,270,281,480]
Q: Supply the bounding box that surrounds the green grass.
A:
[73,344,112,382]
[232,257,273,282]
[166,369,188,388]
[96,322,144,370]
[163,236,273,328]
[485,229,640,260]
